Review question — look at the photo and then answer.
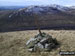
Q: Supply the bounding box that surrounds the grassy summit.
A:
[0,30,75,56]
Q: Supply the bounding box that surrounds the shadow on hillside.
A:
[0,26,75,33]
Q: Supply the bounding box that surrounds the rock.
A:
[40,38,48,43]
[26,38,36,45]
[37,43,44,49]
[45,44,49,49]
[45,43,55,49]
[26,38,37,48]
[28,48,34,52]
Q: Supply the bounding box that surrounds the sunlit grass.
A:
[0,30,75,56]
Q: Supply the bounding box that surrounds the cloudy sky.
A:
[0,0,75,6]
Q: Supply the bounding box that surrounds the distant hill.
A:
[0,4,75,32]
[0,6,25,10]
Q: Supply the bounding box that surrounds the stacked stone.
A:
[26,32,58,52]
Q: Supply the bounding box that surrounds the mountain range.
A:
[0,4,75,32]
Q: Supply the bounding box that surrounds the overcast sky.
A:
[0,0,75,6]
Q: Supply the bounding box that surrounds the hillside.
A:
[0,5,75,32]
[0,30,75,56]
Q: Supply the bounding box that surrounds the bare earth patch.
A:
[0,30,75,56]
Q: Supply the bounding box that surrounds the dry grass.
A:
[0,30,75,56]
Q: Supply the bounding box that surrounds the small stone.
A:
[40,38,47,43]
[26,38,36,45]
[26,38,37,48]
[45,43,55,49]
[28,48,34,52]
[37,43,44,49]
[45,44,49,49]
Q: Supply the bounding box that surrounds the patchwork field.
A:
[0,30,75,56]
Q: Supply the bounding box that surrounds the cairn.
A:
[26,32,59,52]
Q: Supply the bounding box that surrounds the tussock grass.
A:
[0,30,75,56]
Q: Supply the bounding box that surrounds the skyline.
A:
[0,0,75,6]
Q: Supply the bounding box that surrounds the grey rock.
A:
[40,38,47,43]
[26,38,37,48]
[45,43,55,49]
[26,38,36,45]
[28,48,34,52]
[37,43,44,49]
[45,44,49,49]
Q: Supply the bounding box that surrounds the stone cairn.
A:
[26,32,59,52]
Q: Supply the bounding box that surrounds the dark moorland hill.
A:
[0,5,75,32]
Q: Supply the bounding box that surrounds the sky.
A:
[0,0,75,6]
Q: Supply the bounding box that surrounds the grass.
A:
[0,30,75,56]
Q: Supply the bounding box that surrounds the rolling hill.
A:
[0,4,75,32]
